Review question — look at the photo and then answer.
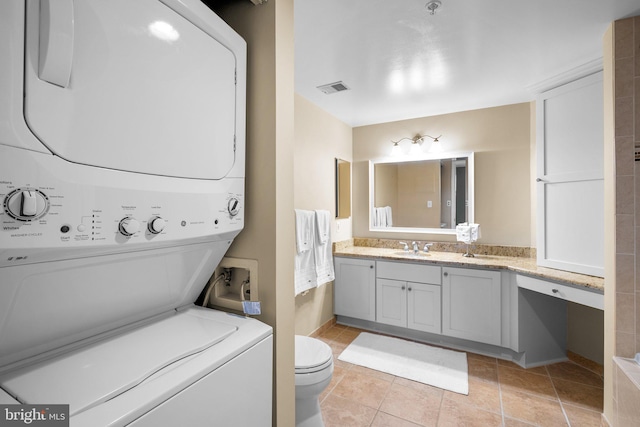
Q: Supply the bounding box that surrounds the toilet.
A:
[295,335,334,427]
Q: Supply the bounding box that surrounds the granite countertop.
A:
[334,245,604,293]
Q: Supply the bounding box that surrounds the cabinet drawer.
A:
[377,261,441,284]
[516,274,603,310]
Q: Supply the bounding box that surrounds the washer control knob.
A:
[227,197,240,217]
[119,217,140,236]
[3,188,49,221]
[148,216,166,234]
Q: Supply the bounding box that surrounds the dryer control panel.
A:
[0,147,245,267]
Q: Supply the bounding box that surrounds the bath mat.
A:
[338,332,468,395]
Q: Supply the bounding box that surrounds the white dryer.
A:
[0,1,272,426]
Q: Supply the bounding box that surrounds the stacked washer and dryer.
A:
[0,1,273,425]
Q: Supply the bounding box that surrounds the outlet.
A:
[447,200,451,207]
[427,200,433,208]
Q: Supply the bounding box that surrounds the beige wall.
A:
[294,94,352,336]
[353,103,533,247]
[210,1,295,425]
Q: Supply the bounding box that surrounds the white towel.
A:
[314,210,334,286]
[384,206,393,227]
[315,209,330,244]
[456,223,471,244]
[470,223,481,241]
[295,210,317,295]
[373,206,392,228]
[295,209,315,253]
[456,223,480,244]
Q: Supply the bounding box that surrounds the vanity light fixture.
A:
[390,134,442,156]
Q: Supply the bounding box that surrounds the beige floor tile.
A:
[436,398,503,427]
[498,365,557,400]
[567,351,604,377]
[320,365,347,403]
[332,369,393,409]
[379,382,442,427]
[333,328,363,345]
[468,357,499,383]
[319,327,345,342]
[497,359,549,376]
[503,417,536,426]
[320,394,377,427]
[371,411,424,427]
[392,377,444,397]
[501,388,568,427]
[467,352,498,364]
[552,378,604,412]
[562,403,603,427]
[546,361,604,388]
[443,378,501,414]
[350,364,396,382]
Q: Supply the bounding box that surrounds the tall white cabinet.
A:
[536,71,604,277]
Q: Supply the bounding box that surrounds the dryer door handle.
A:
[38,0,74,88]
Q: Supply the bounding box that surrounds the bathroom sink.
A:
[393,251,429,257]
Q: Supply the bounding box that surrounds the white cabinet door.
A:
[334,257,376,321]
[408,282,441,334]
[536,72,604,276]
[376,279,407,327]
[442,267,502,346]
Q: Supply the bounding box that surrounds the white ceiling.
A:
[294,0,640,127]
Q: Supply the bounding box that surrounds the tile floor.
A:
[315,324,604,427]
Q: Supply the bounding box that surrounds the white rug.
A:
[338,332,468,395]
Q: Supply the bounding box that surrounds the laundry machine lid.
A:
[295,335,333,371]
[0,310,237,416]
[23,0,242,180]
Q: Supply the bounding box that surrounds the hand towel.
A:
[295,209,315,253]
[456,223,471,244]
[470,223,481,241]
[314,210,335,286]
[315,209,331,244]
[295,209,317,295]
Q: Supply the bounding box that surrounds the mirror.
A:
[369,152,474,234]
[335,158,351,219]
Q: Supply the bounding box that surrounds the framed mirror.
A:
[369,152,474,234]
[335,158,351,219]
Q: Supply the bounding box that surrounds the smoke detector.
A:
[317,81,350,95]
[425,1,441,15]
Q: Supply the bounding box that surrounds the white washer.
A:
[0,1,272,425]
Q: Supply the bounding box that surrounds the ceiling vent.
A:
[317,81,350,95]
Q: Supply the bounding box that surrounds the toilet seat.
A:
[295,335,333,374]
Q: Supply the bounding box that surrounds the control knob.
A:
[227,197,240,217]
[148,216,166,234]
[119,217,140,236]
[3,188,49,221]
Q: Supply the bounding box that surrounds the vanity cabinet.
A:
[442,266,502,346]
[334,257,376,321]
[376,261,441,334]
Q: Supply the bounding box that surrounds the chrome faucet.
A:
[412,241,419,254]
[423,243,433,253]
[399,242,409,252]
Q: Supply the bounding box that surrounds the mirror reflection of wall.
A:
[335,158,351,219]
[372,155,471,231]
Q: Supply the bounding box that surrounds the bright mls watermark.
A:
[1,405,69,426]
